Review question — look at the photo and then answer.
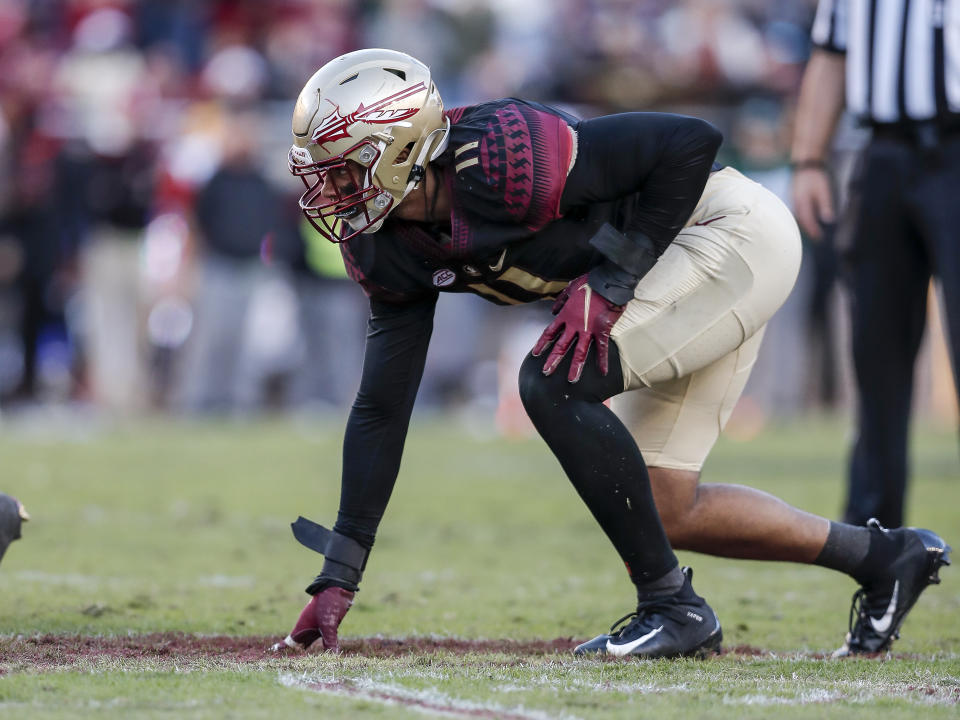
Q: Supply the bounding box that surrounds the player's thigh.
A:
[613,328,766,471]
[610,167,800,388]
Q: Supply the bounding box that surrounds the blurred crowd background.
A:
[0,0,955,433]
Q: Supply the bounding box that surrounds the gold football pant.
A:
[611,167,802,470]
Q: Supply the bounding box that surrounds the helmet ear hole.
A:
[393,142,416,165]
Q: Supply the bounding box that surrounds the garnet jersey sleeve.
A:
[440,99,577,257]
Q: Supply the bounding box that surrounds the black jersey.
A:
[339,100,722,307]
[339,99,600,305]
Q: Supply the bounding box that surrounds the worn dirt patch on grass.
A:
[1,634,582,669]
[0,633,842,670]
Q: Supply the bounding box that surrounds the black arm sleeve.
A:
[332,295,437,553]
[560,113,723,304]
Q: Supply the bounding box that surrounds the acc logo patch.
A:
[432,269,457,287]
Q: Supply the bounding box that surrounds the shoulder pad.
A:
[445,100,575,232]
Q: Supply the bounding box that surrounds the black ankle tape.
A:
[305,572,359,595]
[291,516,369,591]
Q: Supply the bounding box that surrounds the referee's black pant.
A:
[842,126,960,528]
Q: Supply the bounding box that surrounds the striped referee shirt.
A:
[812,0,960,123]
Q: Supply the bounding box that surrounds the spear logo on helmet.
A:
[311,82,427,148]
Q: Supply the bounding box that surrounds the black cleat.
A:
[573,632,610,656]
[834,519,951,657]
[574,567,722,659]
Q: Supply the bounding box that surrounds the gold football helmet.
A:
[288,48,449,242]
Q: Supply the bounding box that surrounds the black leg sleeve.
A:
[518,343,678,584]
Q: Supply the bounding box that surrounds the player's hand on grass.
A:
[272,586,354,653]
[532,273,625,383]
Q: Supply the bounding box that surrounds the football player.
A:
[0,493,29,565]
[274,49,949,658]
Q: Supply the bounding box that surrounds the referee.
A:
[792,0,960,528]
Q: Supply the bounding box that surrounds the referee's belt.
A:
[868,116,960,148]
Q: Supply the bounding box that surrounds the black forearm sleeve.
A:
[560,113,722,302]
[332,295,437,552]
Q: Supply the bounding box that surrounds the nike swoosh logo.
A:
[694,215,726,226]
[577,282,592,332]
[606,625,663,657]
[869,580,899,634]
[488,249,507,272]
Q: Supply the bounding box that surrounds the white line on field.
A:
[194,575,255,588]
[280,673,580,720]
[726,689,848,706]
[6,571,103,586]
[723,681,960,707]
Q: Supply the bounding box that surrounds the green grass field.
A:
[1,415,958,718]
